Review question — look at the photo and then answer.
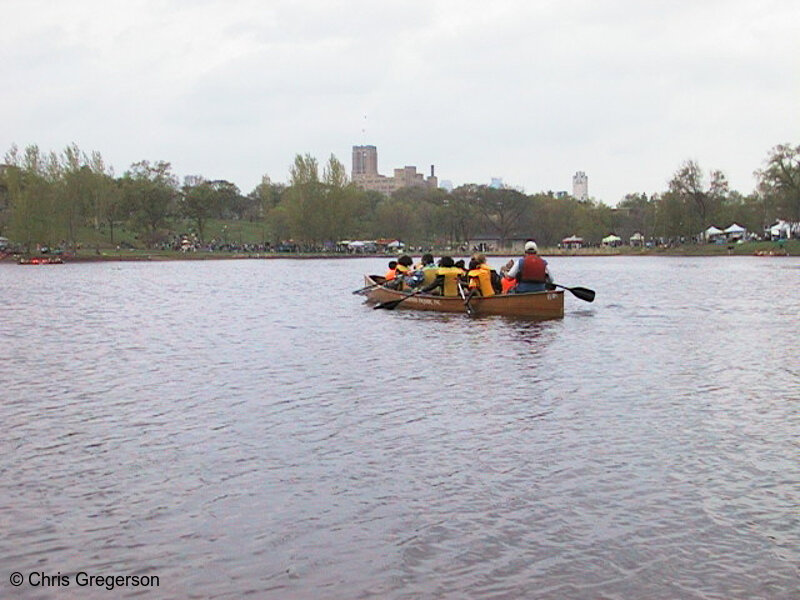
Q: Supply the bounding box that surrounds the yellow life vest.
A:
[467,264,495,297]
[395,264,410,290]
[437,266,462,297]
[422,265,438,287]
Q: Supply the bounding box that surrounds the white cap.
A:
[524,240,538,253]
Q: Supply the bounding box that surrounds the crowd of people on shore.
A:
[383,241,553,297]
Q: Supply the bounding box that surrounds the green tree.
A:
[4,165,55,252]
[180,180,216,241]
[389,185,448,244]
[208,180,244,220]
[289,153,320,187]
[249,175,284,213]
[3,145,64,251]
[121,160,178,247]
[323,154,348,188]
[323,156,367,242]
[719,191,763,233]
[59,144,92,250]
[613,193,658,240]
[525,193,572,246]
[668,160,729,236]
[248,175,286,242]
[281,153,365,246]
[282,154,324,244]
[354,189,384,238]
[374,197,419,242]
[576,199,615,244]
[756,143,800,221]
[443,186,480,245]
[473,185,531,247]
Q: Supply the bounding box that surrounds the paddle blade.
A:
[569,286,595,302]
[374,299,402,310]
[463,290,477,315]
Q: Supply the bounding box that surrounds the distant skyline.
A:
[2,0,798,204]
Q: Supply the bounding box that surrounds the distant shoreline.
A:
[2,240,797,263]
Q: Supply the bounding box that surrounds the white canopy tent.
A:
[703,226,724,242]
[602,234,622,246]
[724,223,745,234]
[723,223,746,240]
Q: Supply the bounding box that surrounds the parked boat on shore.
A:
[18,256,64,265]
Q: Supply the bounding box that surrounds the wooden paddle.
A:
[552,283,595,302]
[463,288,477,316]
[373,287,427,310]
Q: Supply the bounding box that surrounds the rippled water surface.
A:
[2,256,798,599]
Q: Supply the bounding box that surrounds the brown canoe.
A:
[363,275,564,319]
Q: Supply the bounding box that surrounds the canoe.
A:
[362,275,564,319]
[18,256,64,265]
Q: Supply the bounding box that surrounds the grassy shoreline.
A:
[2,240,797,262]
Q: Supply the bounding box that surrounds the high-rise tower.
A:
[352,145,378,177]
[573,171,588,201]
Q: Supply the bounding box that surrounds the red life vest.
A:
[519,255,547,283]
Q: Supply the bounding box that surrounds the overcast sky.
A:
[2,0,798,204]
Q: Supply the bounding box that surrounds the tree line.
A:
[0,142,797,252]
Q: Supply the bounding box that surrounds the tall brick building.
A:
[351,145,438,195]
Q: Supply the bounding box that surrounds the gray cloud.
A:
[2,0,797,202]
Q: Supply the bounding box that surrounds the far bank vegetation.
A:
[0,143,798,253]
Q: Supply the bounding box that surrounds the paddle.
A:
[463,288,477,316]
[373,287,427,310]
[352,277,386,295]
[552,283,595,302]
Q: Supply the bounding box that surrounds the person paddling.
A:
[500,259,518,294]
[411,253,438,289]
[384,260,398,281]
[506,240,552,293]
[387,255,414,290]
[466,253,496,297]
[421,256,462,297]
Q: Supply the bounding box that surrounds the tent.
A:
[767,220,789,240]
[703,226,724,242]
[724,223,746,241]
[347,241,366,253]
[629,232,645,246]
[561,235,584,249]
[602,234,622,247]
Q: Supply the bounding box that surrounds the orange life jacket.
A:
[384,268,397,281]
[501,276,517,294]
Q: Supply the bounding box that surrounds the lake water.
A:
[1,256,798,599]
